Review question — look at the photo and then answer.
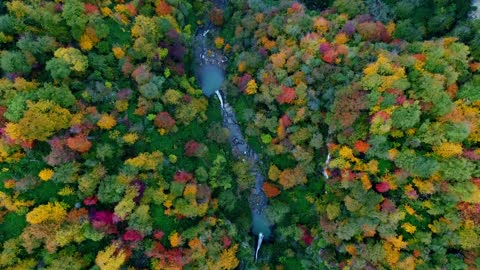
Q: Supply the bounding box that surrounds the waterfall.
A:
[255,232,264,262]
[193,0,272,262]
[323,152,331,179]
[215,90,224,108]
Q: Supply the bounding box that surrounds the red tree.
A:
[123,230,143,241]
[280,114,292,127]
[262,182,281,198]
[154,112,176,129]
[83,196,97,206]
[237,74,252,93]
[184,140,200,157]
[174,170,194,183]
[0,106,7,127]
[210,8,224,26]
[276,86,296,104]
[84,3,99,14]
[376,182,390,193]
[322,49,337,64]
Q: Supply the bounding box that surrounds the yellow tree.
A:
[53,47,88,73]
[6,100,72,141]
[114,186,138,220]
[244,80,258,95]
[433,142,463,158]
[95,243,126,270]
[278,166,308,189]
[97,114,117,130]
[125,151,163,170]
[26,202,67,224]
[0,191,34,212]
[22,217,66,253]
[207,244,239,269]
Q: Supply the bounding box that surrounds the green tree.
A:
[97,176,126,204]
[78,166,106,197]
[395,150,439,178]
[128,205,153,234]
[45,58,71,80]
[332,0,367,17]
[17,34,57,56]
[391,103,421,130]
[457,75,480,101]
[34,84,76,108]
[209,155,232,189]
[439,158,475,182]
[1,50,31,73]
[62,0,88,40]
[46,47,89,80]
[232,161,253,190]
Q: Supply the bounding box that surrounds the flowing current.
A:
[193,1,272,262]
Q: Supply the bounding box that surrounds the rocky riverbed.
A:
[193,0,272,262]
[473,0,480,18]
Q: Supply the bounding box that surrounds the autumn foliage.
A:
[209,8,224,26]
[262,182,281,198]
[1,0,480,268]
[276,86,296,104]
[154,111,176,129]
[278,166,307,189]
[321,38,480,269]
[66,134,92,153]
[155,1,173,16]
[0,0,239,269]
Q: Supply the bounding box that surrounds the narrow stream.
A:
[193,1,272,262]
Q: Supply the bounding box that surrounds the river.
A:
[192,0,272,262]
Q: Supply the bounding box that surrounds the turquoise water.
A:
[200,64,224,96]
[252,213,272,239]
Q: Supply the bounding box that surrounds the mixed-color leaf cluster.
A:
[0,0,243,269]
[221,0,480,268]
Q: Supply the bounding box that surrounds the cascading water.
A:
[193,1,272,262]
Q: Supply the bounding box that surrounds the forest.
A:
[0,0,479,269]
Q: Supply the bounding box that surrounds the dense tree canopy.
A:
[0,0,479,269]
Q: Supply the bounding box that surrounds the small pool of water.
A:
[252,213,272,239]
[199,64,224,96]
